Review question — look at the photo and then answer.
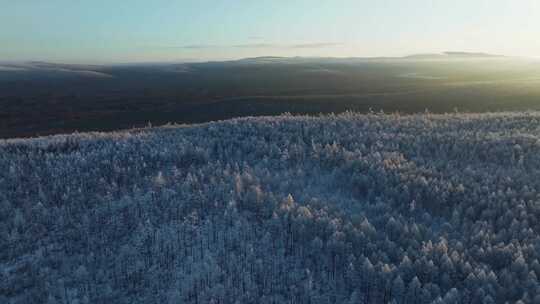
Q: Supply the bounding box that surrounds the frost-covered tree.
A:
[2,112,540,303]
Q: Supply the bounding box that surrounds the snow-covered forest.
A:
[2,112,540,303]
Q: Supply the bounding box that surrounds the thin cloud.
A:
[291,43,343,49]
[150,44,220,49]
[233,43,277,48]
[178,44,218,49]
[151,42,344,50]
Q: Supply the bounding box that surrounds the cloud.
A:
[177,44,219,49]
[233,42,344,49]
[152,42,344,50]
[291,43,343,49]
[232,43,277,48]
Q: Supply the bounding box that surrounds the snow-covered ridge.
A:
[2,112,540,303]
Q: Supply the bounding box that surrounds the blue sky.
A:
[1,0,539,63]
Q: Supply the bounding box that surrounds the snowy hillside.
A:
[2,112,540,303]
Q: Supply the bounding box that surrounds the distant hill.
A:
[0,51,508,70]
[404,51,504,60]
[443,51,503,57]
[0,61,113,78]
[1,54,539,138]
[237,52,506,63]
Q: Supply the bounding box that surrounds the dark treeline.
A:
[1,112,540,303]
[2,57,540,139]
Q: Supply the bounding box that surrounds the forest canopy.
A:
[1,112,540,303]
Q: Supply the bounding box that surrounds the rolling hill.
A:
[1,112,540,303]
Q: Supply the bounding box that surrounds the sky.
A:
[1,0,539,63]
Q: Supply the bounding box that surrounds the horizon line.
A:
[2,52,538,66]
